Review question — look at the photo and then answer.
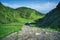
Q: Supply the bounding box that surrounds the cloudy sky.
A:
[0,0,60,13]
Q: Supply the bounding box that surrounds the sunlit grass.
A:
[0,23,22,39]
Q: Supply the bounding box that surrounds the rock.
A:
[1,26,60,40]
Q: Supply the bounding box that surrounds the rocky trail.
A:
[1,25,60,40]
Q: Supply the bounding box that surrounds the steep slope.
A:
[35,2,60,28]
[0,2,44,24]
[0,3,18,24]
[16,7,44,19]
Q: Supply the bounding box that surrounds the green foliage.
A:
[16,7,44,19]
[0,23,22,39]
[0,3,44,24]
[0,2,44,39]
[34,2,60,31]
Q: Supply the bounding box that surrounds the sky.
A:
[0,0,60,13]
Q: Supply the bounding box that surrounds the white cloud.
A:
[2,3,20,8]
[29,2,57,11]
[30,2,57,13]
[2,2,58,13]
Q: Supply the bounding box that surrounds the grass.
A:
[0,23,22,39]
[0,22,60,39]
[0,18,41,39]
[30,25,60,32]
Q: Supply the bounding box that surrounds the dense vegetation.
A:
[34,2,60,31]
[0,2,44,24]
[0,2,44,38]
[1,2,60,39]
[16,7,44,19]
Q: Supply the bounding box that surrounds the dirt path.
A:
[1,25,60,40]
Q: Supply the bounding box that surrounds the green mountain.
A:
[0,2,44,24]
[0,3,17,24]
[35,2,60,28]
[16,7,43,19]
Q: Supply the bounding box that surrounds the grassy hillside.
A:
[0,2,44,24]
[0,2,44,38]
[0,3,18,24]
[16,7,44,19]
[34,2,60,31]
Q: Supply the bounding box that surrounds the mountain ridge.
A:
[0,2,44,24]
[35,2,60,28]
